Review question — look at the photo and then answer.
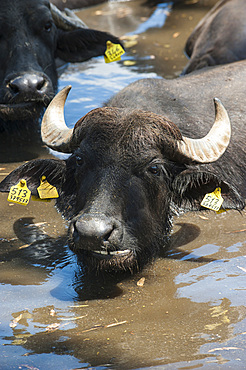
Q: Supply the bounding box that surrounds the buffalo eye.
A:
[76,155,84,166]
[148,164,161,176]
[44,21,52,32]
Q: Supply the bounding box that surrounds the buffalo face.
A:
[0,0,57,124]
[65,138,174,272]
[0,88,244,273]
[0,0,123,129]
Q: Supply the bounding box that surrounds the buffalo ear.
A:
[55,28,124,62]
[172,169,245,211]
[0,159,66,197]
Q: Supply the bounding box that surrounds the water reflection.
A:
[127,3,172,34]
[1,210,246,369]
[58,57,159,125]
[2,256,245,369]
[176,254,246,306]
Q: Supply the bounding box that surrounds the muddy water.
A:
[0,1,246,369]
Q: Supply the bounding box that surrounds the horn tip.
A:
[213,97,222,106]
[213,97,229,120]
[62,85,72,93]
[57,85,72,100]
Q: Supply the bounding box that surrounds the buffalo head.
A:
[0,0,123,130]
[0,87,244,273]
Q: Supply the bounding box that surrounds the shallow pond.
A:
[0,1,245,369]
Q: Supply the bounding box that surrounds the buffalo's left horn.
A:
[50,4,88,31]
[177,98,231,163]
[41,85,74,153]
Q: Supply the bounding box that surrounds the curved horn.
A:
[41,85,74,153]
[177,98,231,163]
[50,4,88,31]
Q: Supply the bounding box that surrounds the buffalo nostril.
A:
[8,81,19,94]
[73,216,115,250]
[8,74,46,95]
[103,229,113,242]
[72,222,80,244]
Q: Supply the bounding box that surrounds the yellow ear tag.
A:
[201,187,224,211]
[104,41,125,63]
[7,179,31,206]
[37,176,59,199]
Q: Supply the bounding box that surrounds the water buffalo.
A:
[0,0,122,132]
[182,0,246,74]
[0,60,245,273]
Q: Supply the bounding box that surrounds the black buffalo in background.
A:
[0,0,122,133]
[1,60,246,273]
[182,0,246,74]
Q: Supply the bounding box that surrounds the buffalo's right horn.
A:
[41,85,74,153]
[177,98,231,163]
[50,4,88,31]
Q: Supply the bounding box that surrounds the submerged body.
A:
[182,0,246,74]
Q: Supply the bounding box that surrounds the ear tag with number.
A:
[201,187,224,211]
[104,41,125,63]
[37,176,59,199]
[7,179,31,206]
